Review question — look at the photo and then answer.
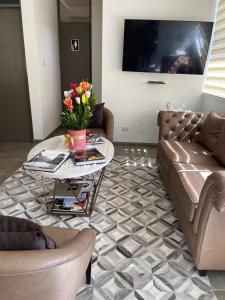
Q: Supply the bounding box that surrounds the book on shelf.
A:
[69,179,94,192]
[87,134,104,145]
[23,150,70,172]
[53,192,90,212]
[71,148,105,166]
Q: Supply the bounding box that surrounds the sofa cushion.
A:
[197,112,225,151]
[171,162,223,222]
[0,216,56,250]
[213,124,225,165]
[89,103,105,128]
[160,140,220,165]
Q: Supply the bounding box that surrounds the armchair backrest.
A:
[0,228,95,300]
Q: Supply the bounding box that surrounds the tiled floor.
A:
[0,140,225,298]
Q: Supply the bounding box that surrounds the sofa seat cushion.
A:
[170,162,224,222]
[160,140,220,165]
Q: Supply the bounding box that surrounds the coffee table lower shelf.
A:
[46,167,105,217]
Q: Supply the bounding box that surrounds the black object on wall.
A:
[122,19,213,75]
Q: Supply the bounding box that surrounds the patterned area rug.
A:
[0,155,216,300]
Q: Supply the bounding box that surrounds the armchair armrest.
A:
[0,228,96,275]
[103,107,114,141]
[0,228,96,300]
[157,110,207,142]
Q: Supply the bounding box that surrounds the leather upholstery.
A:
[196,112,225,151]
[192,172,225,269]
[213,123,225,165]
[90,128,106,138]
[0,226,96,300]
[171,162,223,222]
[157,110,225,270]
[89,107,114,141]
[103,107,114,141]
[157,110,207,142]
[159,140,218,165]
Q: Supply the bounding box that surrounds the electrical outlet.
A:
[121,126,129,131]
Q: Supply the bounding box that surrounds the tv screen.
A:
[122,19,213,75]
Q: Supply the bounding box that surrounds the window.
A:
[204,0,225,98]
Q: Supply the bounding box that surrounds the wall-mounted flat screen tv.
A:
[122,19,213,75]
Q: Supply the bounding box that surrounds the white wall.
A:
[91,0,102,102]
[203,94,225,114]
[21,0,61,140]
[102,0,217,143]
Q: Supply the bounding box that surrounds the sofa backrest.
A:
[157,111,208,142]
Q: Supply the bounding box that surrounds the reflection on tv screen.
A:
[122,20,213,75]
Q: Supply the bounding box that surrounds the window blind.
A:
[204,0,225,97]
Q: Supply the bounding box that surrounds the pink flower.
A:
[70,83,78,89]
[71,91,78,97]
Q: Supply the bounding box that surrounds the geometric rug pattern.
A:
[0,154,216,300]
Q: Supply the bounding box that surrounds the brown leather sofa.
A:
[90,107,114,141]
[157,110,225,273]
[0,226,96,300]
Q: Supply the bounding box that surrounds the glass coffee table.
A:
[27,135,114,217]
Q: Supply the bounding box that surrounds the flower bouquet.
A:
[61,81,96,149]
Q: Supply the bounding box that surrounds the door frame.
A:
[57,0,92,100]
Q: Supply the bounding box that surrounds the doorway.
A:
[58,0,91,93]
[0,6,32,141]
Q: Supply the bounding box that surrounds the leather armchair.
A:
[0,226,96,300]
[90,107,114,142]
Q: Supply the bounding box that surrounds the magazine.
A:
[54,192,90,211]
[71,148,105,166]
[69,179,94,192]
[87,134,104,145]
[23,150,70,172]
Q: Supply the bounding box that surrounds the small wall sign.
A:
[71,39,79,52]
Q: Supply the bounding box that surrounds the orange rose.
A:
[64,98,74,110]
[80,81,90,91]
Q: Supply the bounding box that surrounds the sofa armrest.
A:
[192,171,225,269]
[193,171,225,234]
[157,110,207,142]
[103,107,114,141]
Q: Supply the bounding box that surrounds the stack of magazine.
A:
[23,150,70,172]
[87,134,104,145]
[51,180,93,213]
[71,148,106,166]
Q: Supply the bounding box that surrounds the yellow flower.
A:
[76,86,83,95]
[82,94,87,105]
